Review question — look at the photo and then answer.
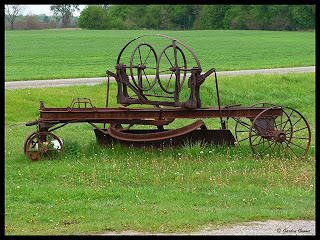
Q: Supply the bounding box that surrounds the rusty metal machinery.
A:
[24,34,311,161]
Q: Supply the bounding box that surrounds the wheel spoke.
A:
[290,117,303,129]
[251,135,259,144]
[290,136,310,140]
[238,120,257,133]
[142,69,151,87]
[237,136,250,143]
[260,140,276,154]
[235,130,251,133]
[144,66,157,70]
[158,69,172,73]
[252,137,268,147]
[138,47,143,65]
[269,141,278,155]
[164,51,174,67]
[285,139,307,150]
[280,109,283,130]
[282,110,294,129]
[275,119,290,130]
[284,140,300,158]
[287,126,308,134]
[46,152,52,160]
[143,48,152,65]
[47,134,54,142]
[166,72,174,90]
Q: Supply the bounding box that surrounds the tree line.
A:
[78,5,315,31]
[5,4,315,31]
[5,4,79,30]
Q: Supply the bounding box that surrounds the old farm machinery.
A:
[24,34,311,161]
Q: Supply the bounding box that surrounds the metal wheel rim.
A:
[130,42,158,91]
[25,132,63,161]
[156,44,187,94]
[249,106,311,158]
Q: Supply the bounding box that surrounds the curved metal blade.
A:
[107,120,206,142]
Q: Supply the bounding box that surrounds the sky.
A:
[20,4,87,17]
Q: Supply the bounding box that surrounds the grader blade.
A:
[94,120,235,147]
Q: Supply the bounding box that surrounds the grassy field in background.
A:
[5,72,315,235]
[5,29,315,81]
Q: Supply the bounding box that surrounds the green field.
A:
[4,29,315,81]
[5,72,315,235]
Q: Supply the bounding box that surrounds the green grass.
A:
[4,72,315,235]
[5,29,315,81]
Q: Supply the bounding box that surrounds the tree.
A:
[50,4,80,28]
[26,15,45,30]
[223,5,250,30]
[197,5,230,29]
[5,4,25,30]
[78,5,106,29]
[144,5,163,29]
[248,5,271,30]
[289,5,315,30]
[168,5,195,30]
[98,4,110,12]
[43,15,50,24]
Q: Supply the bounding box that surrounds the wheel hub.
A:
[274,131,286,142]
[41,147,48,153]
[138,64,146,70]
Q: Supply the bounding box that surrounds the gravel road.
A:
[5,66,315,90]
[99,220,315,236]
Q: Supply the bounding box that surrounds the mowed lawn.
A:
[4,29,315,81]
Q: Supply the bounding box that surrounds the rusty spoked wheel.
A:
[249,106,311,158]
[24,131,63,161]
[156,44,187,94]
[130,42,158,91]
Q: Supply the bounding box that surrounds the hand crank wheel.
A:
[24,131,63,161]
[130,42,158,91]
[249,106,311,158]
[156,44,187,94]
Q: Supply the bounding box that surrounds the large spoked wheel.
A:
[233,103,278,145]
[24,131,63,161]
[249,106,311,158]
[130,43,158,91]
[156,44,187,94]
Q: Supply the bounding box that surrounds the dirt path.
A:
[98,220,315,236]
[5,66,315,90]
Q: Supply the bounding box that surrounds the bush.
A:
[78,5,106,30]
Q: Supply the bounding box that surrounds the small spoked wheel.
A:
[24,131,63,161]
[156,44,187,94]
[130,42,158,91]
[249,106,311,158]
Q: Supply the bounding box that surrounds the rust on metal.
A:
[24,34,312,160]
[95,128,235,148]
[107,120,206,142]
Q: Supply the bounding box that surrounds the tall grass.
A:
[5,29,315,81]
[4,72,315,235]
